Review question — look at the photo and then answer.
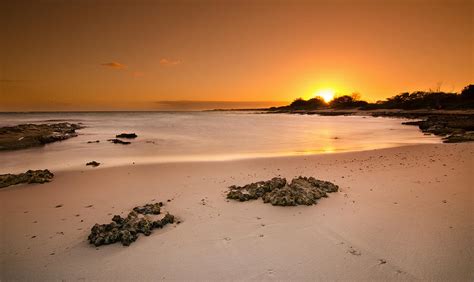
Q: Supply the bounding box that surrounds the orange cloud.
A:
[101,62,126,69]
[159,58,181,66]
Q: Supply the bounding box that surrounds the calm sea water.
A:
[0,111,440,173]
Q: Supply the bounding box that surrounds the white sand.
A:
[1,143,473,281]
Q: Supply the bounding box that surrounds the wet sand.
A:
[1,143,473,281]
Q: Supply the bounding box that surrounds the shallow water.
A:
[0,111,440,173]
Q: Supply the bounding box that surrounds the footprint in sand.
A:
[348,247,361,256]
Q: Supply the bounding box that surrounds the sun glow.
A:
[315,89,335,103]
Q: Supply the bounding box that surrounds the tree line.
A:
[272,84,474,111]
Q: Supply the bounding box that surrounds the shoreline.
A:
[0,141,442,175]
[1,143,473,280]
[263,109,474,143]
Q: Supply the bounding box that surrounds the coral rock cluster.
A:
[0,169,54,188]
[88,202,176,247]
[227,176,338,206]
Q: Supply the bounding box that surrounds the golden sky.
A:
[1,0,473,111]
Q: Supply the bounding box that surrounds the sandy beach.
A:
[1,143,472,281]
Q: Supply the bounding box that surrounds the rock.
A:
[87,140,100,143]
[227,176,339,206]
[107,139,131,145]
[88,202,177,247]
[227,176,338,206]
[0,169,54,188]
[443,132,474,143]
[86,161,100,167]
[161,213,175,224]
[133,203,161,215]
[0,123,83,151]
[227,177,287,201]
[401,115,474,143]
[116,133,138,139]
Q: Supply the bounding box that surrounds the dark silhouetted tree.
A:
[288,97,326,110]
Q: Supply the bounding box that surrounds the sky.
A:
[1,0,473,111]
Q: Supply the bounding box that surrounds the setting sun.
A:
[315,89,335,103]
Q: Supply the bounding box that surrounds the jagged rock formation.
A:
[0,123,83,151]
[227,176,338,206]
[88,202,176,247]
[0,169,54,188]
[402,115,474,143]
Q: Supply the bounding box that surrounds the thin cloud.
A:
[154,100,287,111]
[160,58,181,66]
[101,62,126,69]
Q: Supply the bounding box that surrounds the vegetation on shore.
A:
[270,84,474,111]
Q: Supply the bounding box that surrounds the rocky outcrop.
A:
[107,139,131,145]
[401,115,474,143]
[116,133,137,139]
[0,123,83,151]
[0,169,54,188]
[227,176,338,206]
[88,202,176,247]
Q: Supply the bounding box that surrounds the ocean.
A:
[0,111,440,173]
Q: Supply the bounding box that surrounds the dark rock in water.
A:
[107,139,131,145]
[116,133,138,139]
[443,132,474,143]
[227,176,338,206]
[87,140,100,143]
[0,123,83,151]
[400,114,474,143]
[86,161,100,167]
[88,202,177,247]
[0,169,54,188]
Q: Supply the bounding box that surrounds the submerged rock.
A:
[88,202,176,247]
[107,139,131,145]
[86,161,100,167]
[0,123,83,151]
[227,176,338,206]
[116,133,138,139]
[0,169,54,188]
